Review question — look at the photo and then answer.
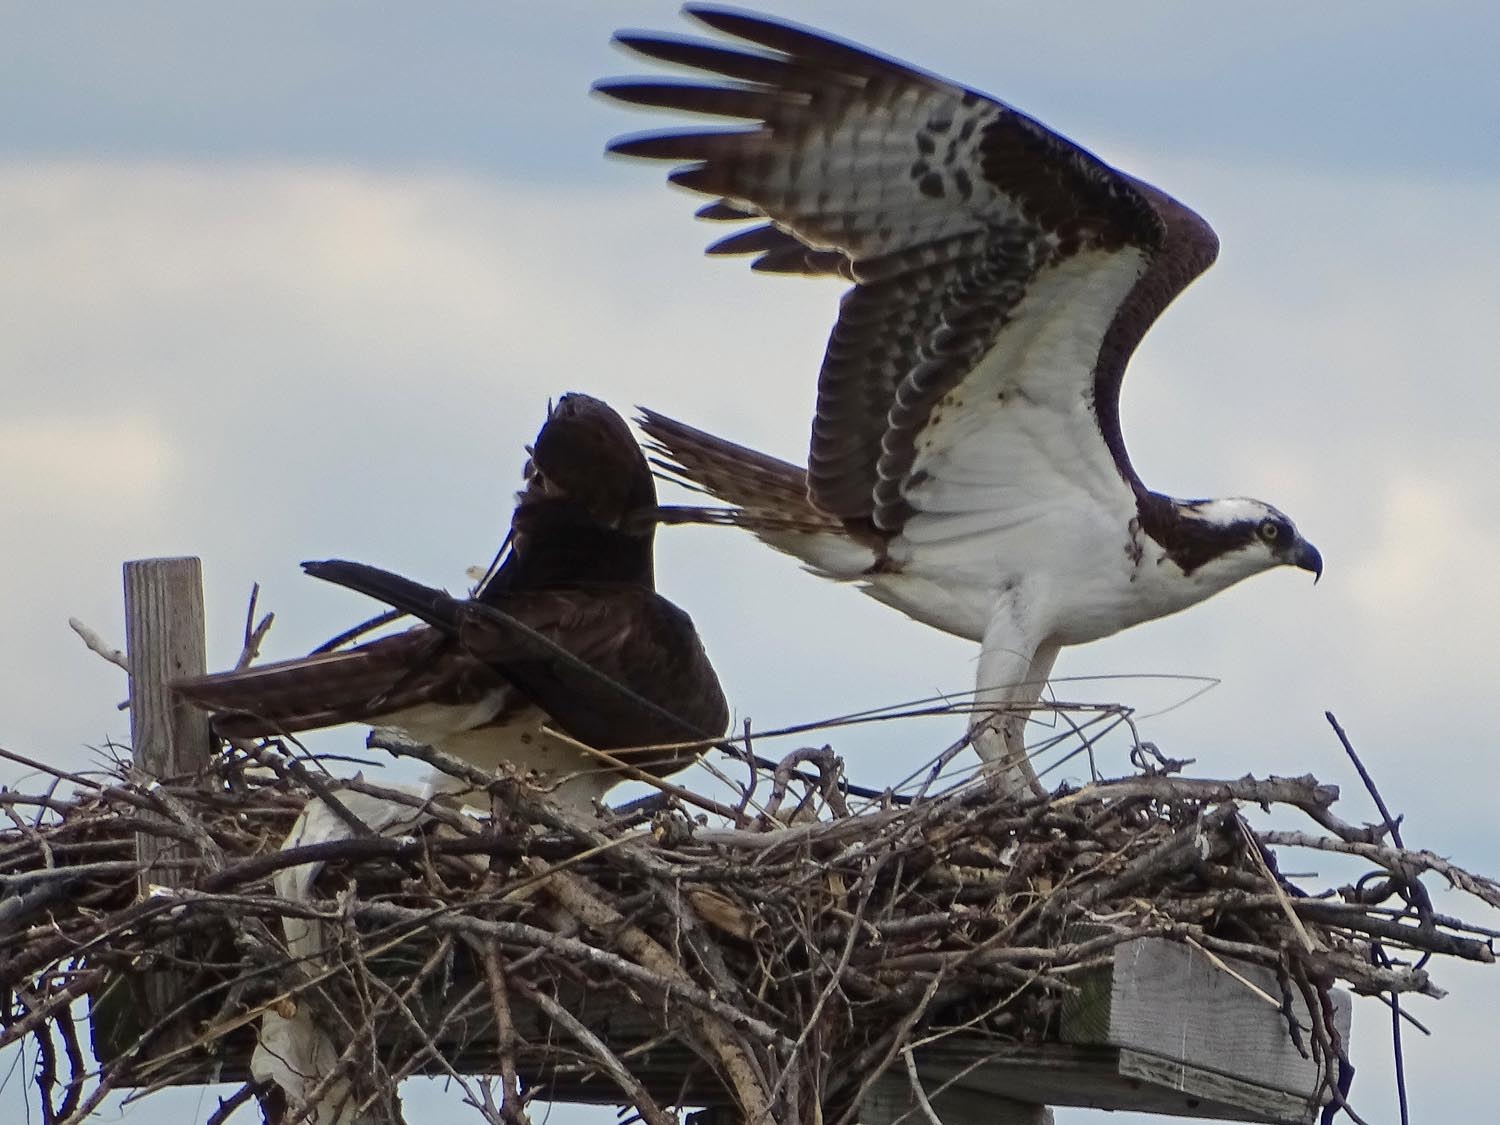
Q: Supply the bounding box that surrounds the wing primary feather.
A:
[705,223,796,256]
[696,199,758,221]
[610,33,791,86]
[607,128,763,161]
[682,5,932,82]
[751,246,850,276]
[593,79,806,119]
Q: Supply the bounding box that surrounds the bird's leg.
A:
[970,710,1046,799]
[971,629,1058,800]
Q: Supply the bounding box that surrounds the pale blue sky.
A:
[5,3,1498,177]
[3,3,1498,1122]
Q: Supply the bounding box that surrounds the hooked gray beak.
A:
[1290,539,1323,584]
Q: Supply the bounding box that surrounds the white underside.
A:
[785,251,1225,650]
[737,254,1282,794]
[382,697,623,813]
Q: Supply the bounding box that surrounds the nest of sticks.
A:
[2,720,1498,1125]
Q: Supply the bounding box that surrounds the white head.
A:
[1159,497,1323,593]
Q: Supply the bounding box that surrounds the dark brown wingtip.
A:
[681,5,847,58]
[594,79,799,121]
[302,560,462,632]
[606,128,757,161]
[696,199,757,221]
[705,223,792,256]
[682,4,931,84]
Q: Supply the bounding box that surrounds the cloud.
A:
[1350,477,1500,622]
[0,413,176,516]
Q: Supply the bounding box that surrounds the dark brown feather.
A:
[695,199,758,221]
[593,79,807,120]
[172,627,508,739]
[297,562,729,776]
[611,32,795,87]
[175,394,726,786]
[481,393,658,598]
[453,585,728,760]
[637,409,884,550]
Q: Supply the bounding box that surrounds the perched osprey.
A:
[599,7,1322,795]
[173,394,728,812]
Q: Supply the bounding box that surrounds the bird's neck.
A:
[483,499,656,596]
[511,528,655,587]
[1134,491,1231,576]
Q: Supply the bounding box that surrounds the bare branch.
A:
[67,617,129,672]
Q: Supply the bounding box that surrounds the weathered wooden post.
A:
[122,557,213,1029]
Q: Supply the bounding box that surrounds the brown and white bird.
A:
[173,393,728,812]
[598,8,1322,795]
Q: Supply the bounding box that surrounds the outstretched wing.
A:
[600,6,1218,537]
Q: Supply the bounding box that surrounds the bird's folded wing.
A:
[304,561,729,767]
[172,627,504,738]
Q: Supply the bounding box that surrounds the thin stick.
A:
[1326,712,1402,846]
[67,617,129,672]
[509,978,675,1125]
[234,583,274,670]
[902,1045,944,1125]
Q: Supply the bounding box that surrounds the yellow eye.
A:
[1258,519,1281,542]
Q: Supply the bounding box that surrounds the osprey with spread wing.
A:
[599,7,1321,795]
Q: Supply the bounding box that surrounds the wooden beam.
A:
[122,556,213,1032]
[914,1042,1323,1124]
[1060,936,1351,1105]
[124,556,212,786]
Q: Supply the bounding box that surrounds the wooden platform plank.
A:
[1061,936,1351,1100]
[913,1041,1316,1124]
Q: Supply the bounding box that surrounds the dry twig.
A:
[1,729,1494,1124]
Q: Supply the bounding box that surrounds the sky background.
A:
[3,2,1498,1122]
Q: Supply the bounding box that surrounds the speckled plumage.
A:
[607,9,1321,795]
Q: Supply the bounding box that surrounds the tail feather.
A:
[171,629,445,737]
[636,408,836,533]
[172,561,469,737]
[635,408,885,577]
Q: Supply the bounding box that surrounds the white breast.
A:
[380,699,622,814]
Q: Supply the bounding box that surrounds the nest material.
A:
[2,736,1498,1125]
